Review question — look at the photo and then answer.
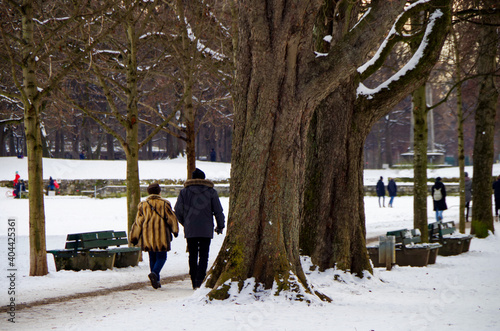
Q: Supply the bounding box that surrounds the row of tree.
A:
[0,0,234,276]
[0,0,498,301]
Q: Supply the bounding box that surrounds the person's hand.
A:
[215,227,223,235]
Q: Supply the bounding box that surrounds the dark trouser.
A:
[495,198,500,216]
[148,251,167,281]
[187,237,211,288]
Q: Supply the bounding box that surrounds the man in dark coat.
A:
[387,178,397,208]
[493,175,500,219]
[376,176,386,207]
[432,177,448,221]
[174,168,225,289]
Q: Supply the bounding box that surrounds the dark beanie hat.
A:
[147,183,161,195]
[192,168,206,179]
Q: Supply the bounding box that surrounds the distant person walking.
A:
[47,176,55,195]
[14,179,26,199]
[387,178,397,208]
[376,176,386,207]
[493,175,500,220]
[210,148,216,162]
[464,172,472,222]
[174,168,225,289]
[12,171,20,198]
[432,177,447,221]
[130,183,179,289]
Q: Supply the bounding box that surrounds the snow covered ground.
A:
[1,157,499,330]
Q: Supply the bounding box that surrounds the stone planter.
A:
[427,243,442,264]
[395,246,430,267]
[431,237,464,256]
[459,235,473,252]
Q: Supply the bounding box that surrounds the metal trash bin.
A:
[379,235,395,270]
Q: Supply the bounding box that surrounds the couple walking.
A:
[130,168,225,290]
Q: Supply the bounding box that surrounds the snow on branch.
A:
[357,0,432,76]
[185,20,226,62]
[356,3,443,100]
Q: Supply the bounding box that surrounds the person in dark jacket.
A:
[387,178,397,208]
[464,172,472,221]
[376,176,386,207]
[130,183,179,289]
[493,175,500,219]
[432,177,447,221]
[174,168,225,289]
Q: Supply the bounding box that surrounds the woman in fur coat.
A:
[130,183,179,289]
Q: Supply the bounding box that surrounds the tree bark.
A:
[412,85,430,239]
[471,22,497,237]
[452,29,467,233]
[125,6,141,233]
[300,80,372,276]
[107,133,115,160]
[22,0,48,276]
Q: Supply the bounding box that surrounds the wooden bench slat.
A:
[65,238,129,250]
[67,230,115,241]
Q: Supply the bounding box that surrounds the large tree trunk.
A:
[206,1,322,300]
[471,22,497,237]
[207,0,451,298]
[300,80,371,276]
[22,0,48,276]
[412,85,430,239]
[299,1,450,271]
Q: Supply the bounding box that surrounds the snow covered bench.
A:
[428,221,472,256]
[47,230,141,271]
[386,229,441,266]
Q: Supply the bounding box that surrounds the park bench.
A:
[47,230,141,271]
[386,228,441,266]
[428,221,472,256]
[367,228,438,268]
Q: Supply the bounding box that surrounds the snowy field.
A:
[0,157,499,330]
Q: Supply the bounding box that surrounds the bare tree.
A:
[0,0,120,276]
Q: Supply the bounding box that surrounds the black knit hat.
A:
[147,183,161,195]
[192,168,206,179]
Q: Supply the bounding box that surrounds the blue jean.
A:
[435,210,443,222]
[389,196,395,206]
[148,251,167,280]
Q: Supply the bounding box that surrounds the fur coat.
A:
[130,195,179,252]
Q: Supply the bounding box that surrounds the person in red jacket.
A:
[12,171,20,198]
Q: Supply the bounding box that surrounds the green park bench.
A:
[47,230,141,271]
[428,221,472,256]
